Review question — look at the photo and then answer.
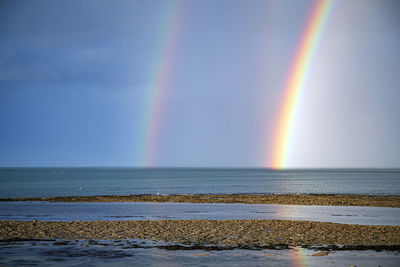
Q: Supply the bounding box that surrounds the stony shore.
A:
[1,220,399,249]
[4,194,400,207]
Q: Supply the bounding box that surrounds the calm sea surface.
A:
[0,168,399,198]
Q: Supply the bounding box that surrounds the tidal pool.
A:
[0,201,399,225]
[0,240,399,267]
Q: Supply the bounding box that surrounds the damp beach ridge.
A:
[4,194,400,208]
[1,219,400,250]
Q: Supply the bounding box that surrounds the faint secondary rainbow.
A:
[269,0,333,169]
[141,0,185,166]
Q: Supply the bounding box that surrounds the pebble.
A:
[0,220,399,248]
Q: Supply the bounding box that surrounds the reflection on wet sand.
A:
[1,240,399,267]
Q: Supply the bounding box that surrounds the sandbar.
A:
[3,194,399,207]
[1,220,399,250]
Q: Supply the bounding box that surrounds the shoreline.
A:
[1,219,399,250]
[2,194,400,207]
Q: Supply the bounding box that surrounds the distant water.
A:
[0,168,399,198]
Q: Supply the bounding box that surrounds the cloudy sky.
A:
[0,0,399,168]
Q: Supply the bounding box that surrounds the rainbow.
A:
[141,0,185,166]
[290,246,310,267]
[276,205,310,266]
[269,0,333,169]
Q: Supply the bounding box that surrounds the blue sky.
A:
[1,0,399,167]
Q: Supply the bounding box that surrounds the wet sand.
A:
[2,201,399,225]
[4,194,400,207]
[2,194,399,250]
[1,220,399,249]
[2,240,399,267]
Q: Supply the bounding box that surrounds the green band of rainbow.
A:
[269,0,334,169]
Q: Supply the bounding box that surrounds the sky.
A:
[0,0,399,168]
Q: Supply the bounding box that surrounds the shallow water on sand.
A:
[1,201,399,225]
[1,240,399,267]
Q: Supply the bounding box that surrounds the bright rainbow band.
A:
[269,0,334,169]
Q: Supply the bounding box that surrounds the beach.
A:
[1,169,400,265]
[2,218,400,252]
[2,194,400,249]
[1,197,400,266]
[2,193,400,250]
[2,219,400,250]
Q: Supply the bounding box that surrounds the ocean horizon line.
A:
[0,166,400,172]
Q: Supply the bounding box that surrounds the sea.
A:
[0,167,399,198]
[1,167,400,266]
